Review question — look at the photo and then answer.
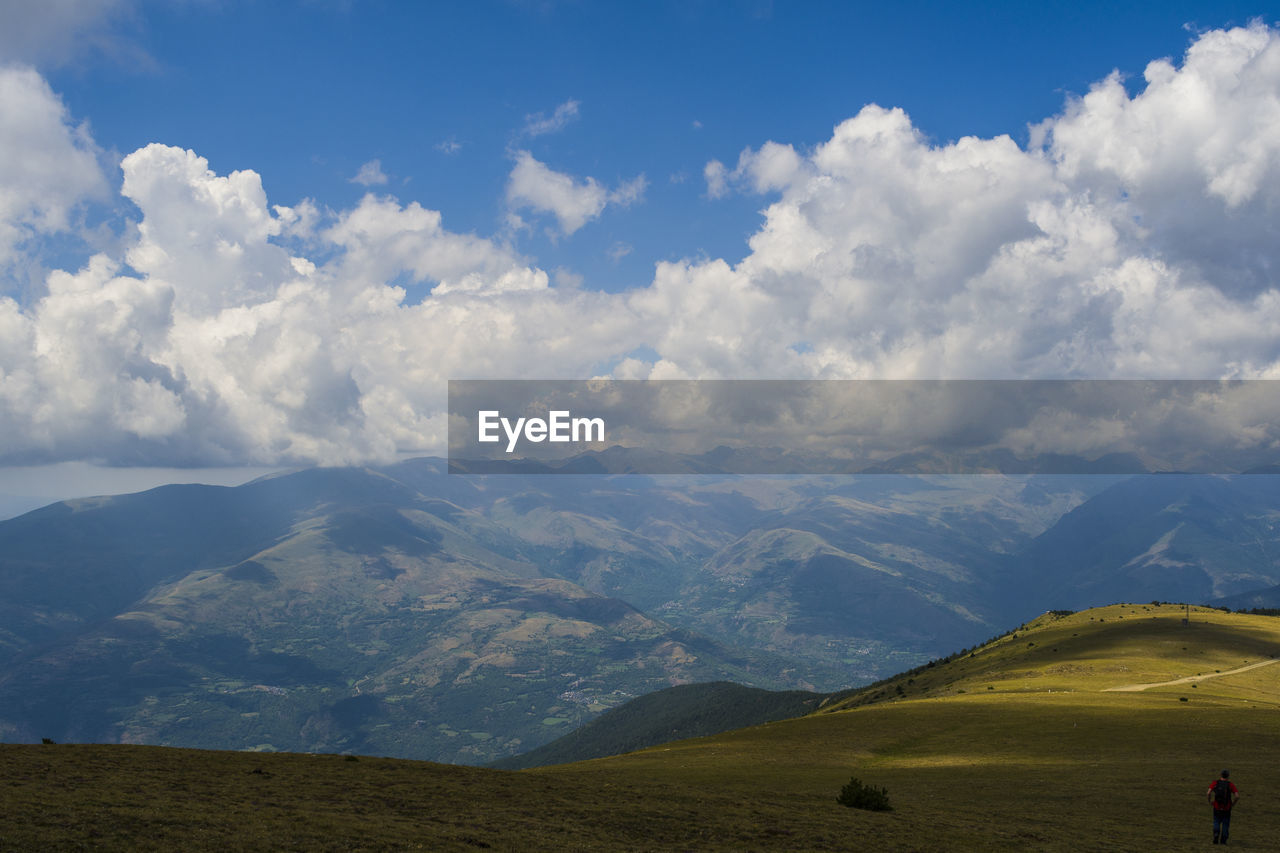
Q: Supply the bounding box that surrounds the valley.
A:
[3,461,1280,766]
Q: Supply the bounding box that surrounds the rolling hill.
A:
[492,680,828,770]
[4,604,1278,851]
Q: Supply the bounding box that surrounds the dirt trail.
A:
[1104,658,1279,692]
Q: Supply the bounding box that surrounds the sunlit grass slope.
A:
[4,604,1278,851]
[823,602,1280,707]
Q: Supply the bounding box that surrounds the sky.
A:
[2,0,1280,512]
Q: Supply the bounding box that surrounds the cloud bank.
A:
[0,66,107,270]
[4,24,1280,466]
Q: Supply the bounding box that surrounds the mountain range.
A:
[2,456,1280,764]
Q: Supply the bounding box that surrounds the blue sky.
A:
[3,0,1280,513]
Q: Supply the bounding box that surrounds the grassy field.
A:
[3,604,1277,851]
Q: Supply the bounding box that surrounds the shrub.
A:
[836,776,893,811]
[41,738,56,745]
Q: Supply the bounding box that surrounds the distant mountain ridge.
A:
[0,464,798,763]
[450,444,1169,475]
[1006,474,1280,611]
[1213,583,1280,610]
[5,460,1280,763]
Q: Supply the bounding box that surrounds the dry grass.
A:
[4,604,1278,851]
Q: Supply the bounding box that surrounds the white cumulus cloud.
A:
[704,141,806,199]
[121,143,293,315]
[506,150,646,236]
[685,22,1280,380]
[0,66,107,271]
[5,24,1280,468]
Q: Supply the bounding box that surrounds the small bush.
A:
[836,776,893,811]
[41,738,56,745]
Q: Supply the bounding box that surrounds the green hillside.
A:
[492,681,826,769]
[5,604,1278,851]
[821,602,1280,710]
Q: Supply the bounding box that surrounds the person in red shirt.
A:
[1207,769,1240,845]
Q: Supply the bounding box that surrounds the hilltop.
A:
[4,604,1278,851]
[822,601,1280,710]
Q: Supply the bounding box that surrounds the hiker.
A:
[1207,769,1239,845]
